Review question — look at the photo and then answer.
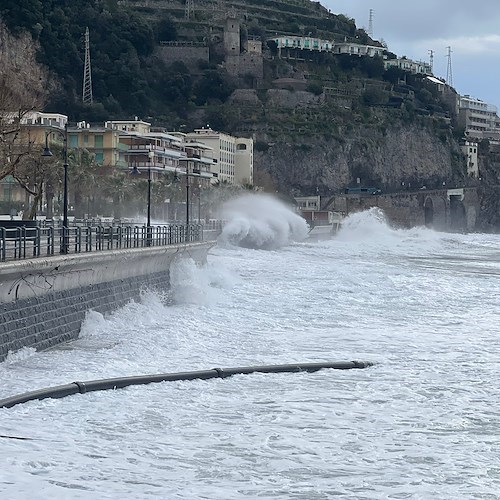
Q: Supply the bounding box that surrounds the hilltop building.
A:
[384,57,432,75]
[458,95,500,143]
[272,35,383,58]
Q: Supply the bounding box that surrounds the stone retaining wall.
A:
[0,242,213,361]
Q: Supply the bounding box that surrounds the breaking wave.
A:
[217,193,309,250]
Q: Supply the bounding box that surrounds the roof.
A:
[426,76,445,85]
[184,141,213,150]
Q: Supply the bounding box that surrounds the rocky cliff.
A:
[227,89,465,197]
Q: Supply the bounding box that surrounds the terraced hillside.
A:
[121,0,372,44]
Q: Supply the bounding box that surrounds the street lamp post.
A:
[42,123,69,254]
[198,183,201,222]
[147,150,153,245]
[185,166,190,226]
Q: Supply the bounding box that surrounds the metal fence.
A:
[0,223,208,262]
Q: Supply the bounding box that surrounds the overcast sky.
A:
[323,0,500,110]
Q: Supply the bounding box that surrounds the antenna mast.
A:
[446,46,453,86]
[185,0,195,19]
[82,27,93,104]
[367,9,374,38]
[428,49,434,74]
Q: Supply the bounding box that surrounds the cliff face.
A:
[235,89,465,196]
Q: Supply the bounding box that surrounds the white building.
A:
[384,57,432,75]
[272,36,383,58]
[459,95,500,142]
[234,138,254,186]
[273,36,334,53]
[18,111,68,129]
[461,140,479,178]
[185,128,253,186]
[105,119,151,135]
[333,42,384,57]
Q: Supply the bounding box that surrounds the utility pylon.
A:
[82,27,93,104]
[446,46,453,87]
[367,9,374,38]
[185,0,195,20]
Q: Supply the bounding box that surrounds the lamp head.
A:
[42,147,53,157]
[130,165,141,176]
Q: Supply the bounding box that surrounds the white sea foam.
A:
[217,193,309,249]
[2,210,500,499]
[0,346,37,365]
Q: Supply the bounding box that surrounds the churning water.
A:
[2,197,500,499]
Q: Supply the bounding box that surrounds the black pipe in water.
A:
[0,361,374,409]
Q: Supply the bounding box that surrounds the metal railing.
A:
[0,223,209,262]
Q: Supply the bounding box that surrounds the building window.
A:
[69,135,78,148]
[95,152,104,164]
[95,135,104,148]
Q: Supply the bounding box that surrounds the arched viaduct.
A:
[327,187,481,232]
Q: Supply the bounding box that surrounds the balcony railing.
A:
[0,223,215,262]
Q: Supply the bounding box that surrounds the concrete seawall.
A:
[0,242,214,361]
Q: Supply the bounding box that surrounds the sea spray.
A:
[217,193,309,249]
[335,207,444,256]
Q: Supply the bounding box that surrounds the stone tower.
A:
[224,14,240,55]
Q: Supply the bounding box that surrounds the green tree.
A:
[193,71,235,106]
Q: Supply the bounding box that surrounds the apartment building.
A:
[458,95,500,142]
[68,121,125,167]
[272,36,384,58]
[185,128,253,186]
[384,57,432,75]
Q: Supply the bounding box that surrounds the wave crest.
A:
[217,193,309,250]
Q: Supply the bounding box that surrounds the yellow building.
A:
[68,121,126,167]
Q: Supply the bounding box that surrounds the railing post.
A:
[76,226,81,253]
[34,227,41,257]
[47,226,54,255]
[0,228,5,262]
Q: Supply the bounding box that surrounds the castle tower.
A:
[224,14,240,55]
